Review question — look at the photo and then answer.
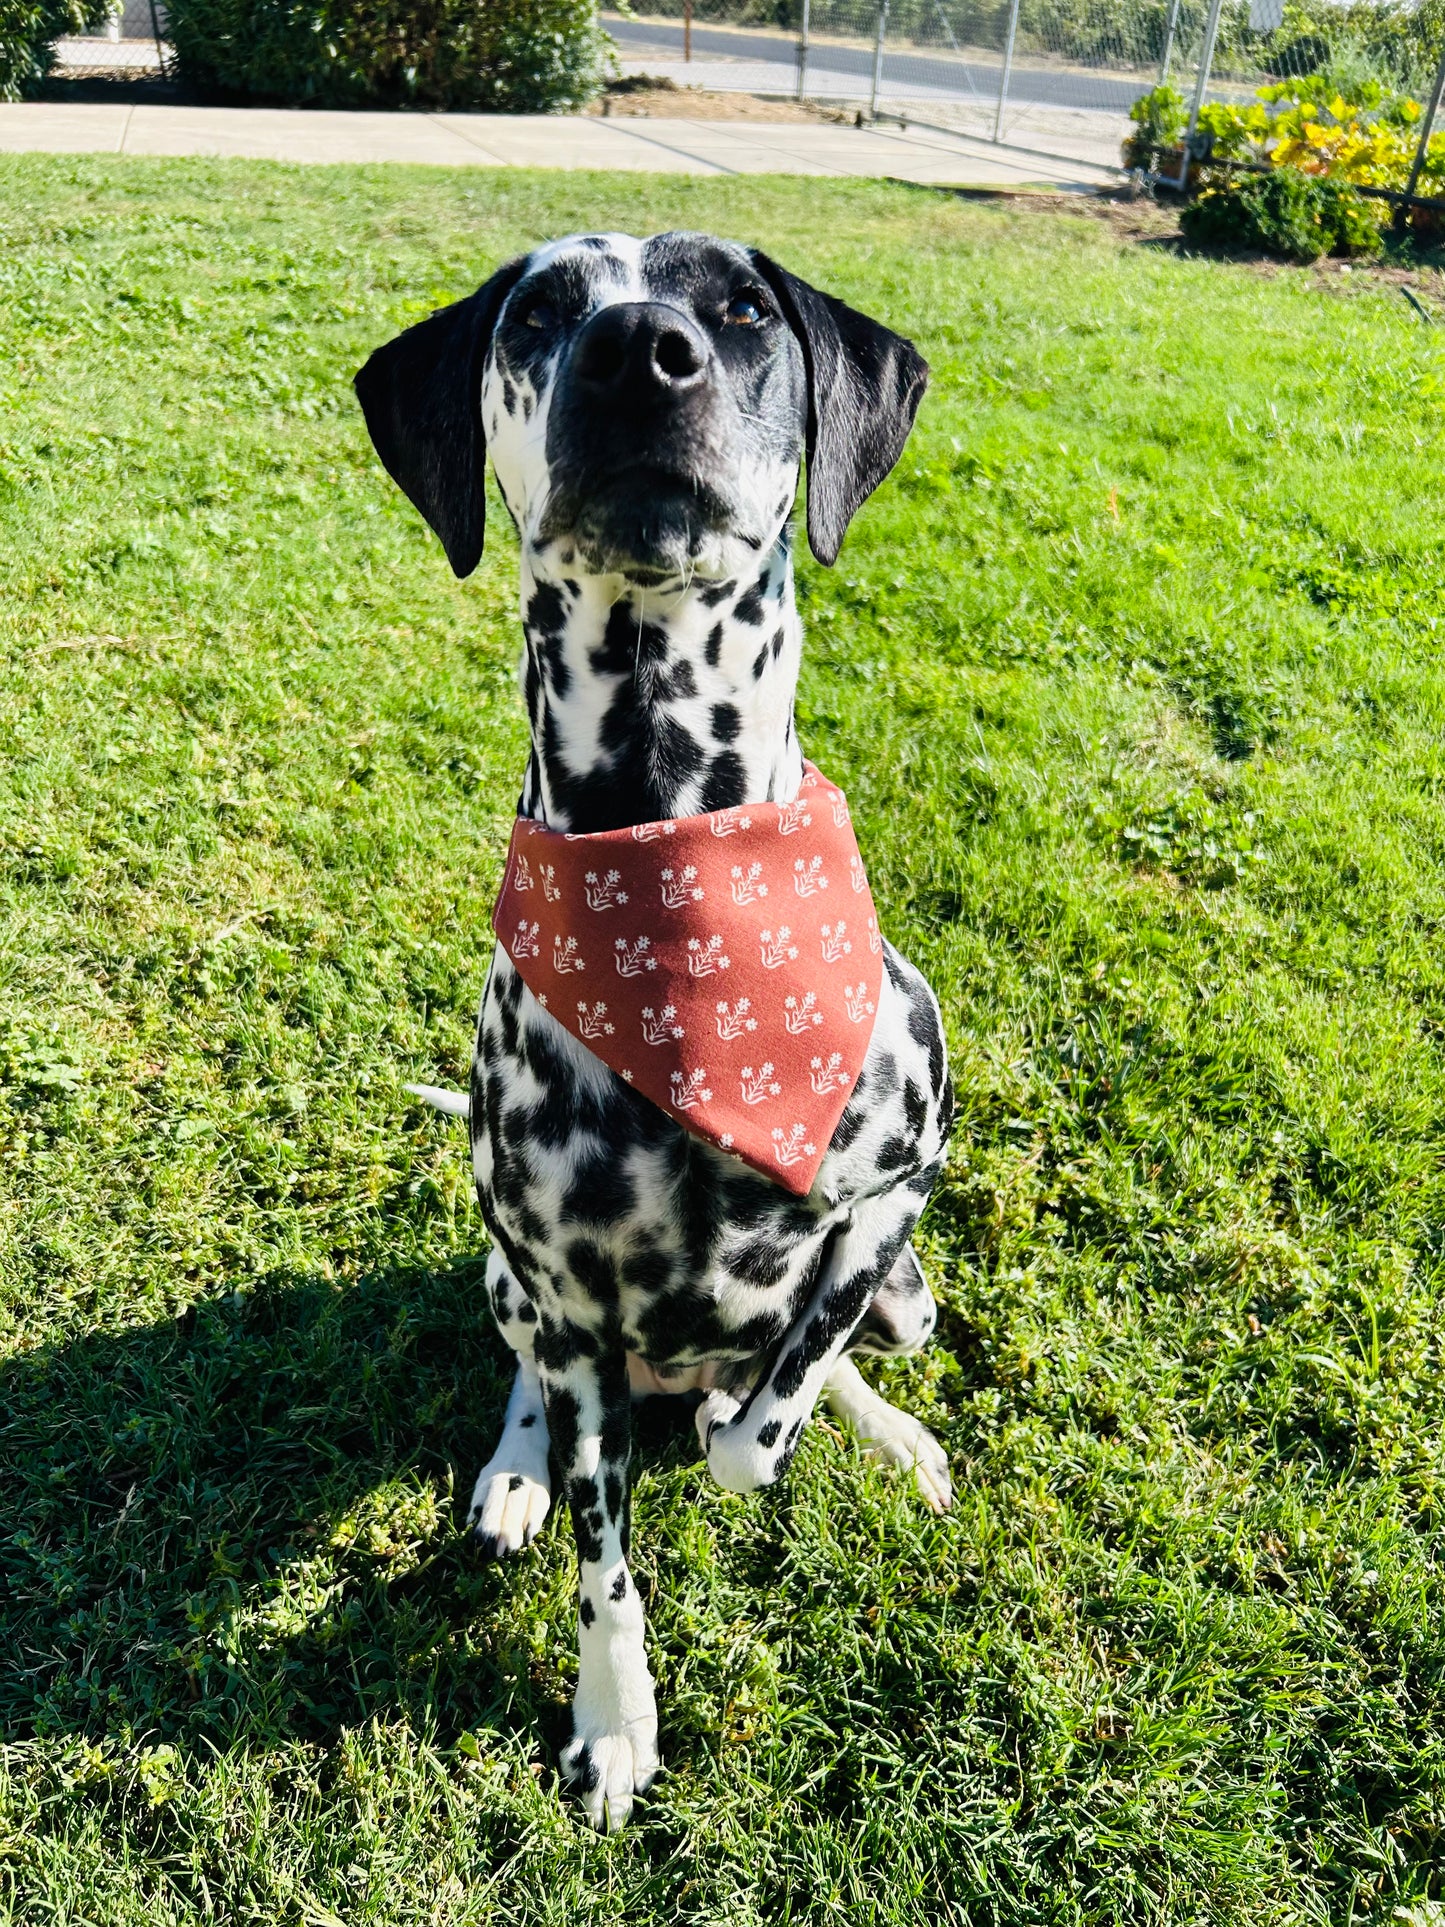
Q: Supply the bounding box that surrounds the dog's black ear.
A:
[353,255,527,579]
[751,251,928,567]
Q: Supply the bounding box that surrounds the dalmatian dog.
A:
[354,231,953,1831]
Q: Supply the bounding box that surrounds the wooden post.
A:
[870,0,888,119]
[797,0,810,100]
[684,0,692,62]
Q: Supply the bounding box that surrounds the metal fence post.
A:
[1176,0,1225,184]
[870,0,889,119]
[1403,38,1445,205]
[993,0,1022,144]
[1157,0,1182,85]
[797,0,811,101]
[148,0,170,77]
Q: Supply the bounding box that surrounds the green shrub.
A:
[164,0,606,110]
[1,0,114,100]
[1314,173,1388,252]
[1181,167,1384,261]
[1123,81,1185,168]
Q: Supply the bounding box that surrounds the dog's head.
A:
[354,231,928,583]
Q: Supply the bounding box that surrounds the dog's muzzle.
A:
[542,302,740,574]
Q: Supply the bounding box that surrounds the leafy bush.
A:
[1,0,114,100]
[1181,167,1384,261]
[1193,75,1444,195]
[1123,81,1185,168]
[163,0,607,110]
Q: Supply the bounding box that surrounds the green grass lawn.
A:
[2,155,1444,1926]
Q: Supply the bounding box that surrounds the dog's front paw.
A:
[562,1717,659,1832]
[468,1460,552,1558]
[696,1390,787,1494]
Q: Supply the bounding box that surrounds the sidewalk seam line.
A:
[597,118,737,174]
[429,113,512,166]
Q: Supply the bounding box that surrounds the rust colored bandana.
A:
[490,764,883,1195]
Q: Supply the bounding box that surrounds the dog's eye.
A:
[520,299,557,332]
[724,292,766,327]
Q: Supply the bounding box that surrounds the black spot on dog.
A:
[535,1321,582,1372]
[732,1237,790,1288]
[567,1237,620,1306]
[877,1133,914,1174]
[727,1309,786,1352]
[610,1571,628,1602]
[519,1412,537,1428]
[699,579,735,608]
[751,642,769,681]
[664,659,698,701]
[573,1474,599,1515]
[526,582,572,699]
[600,1380,630,1463]
[734,583,766,626]
[699,750,746,812]
[545,1385,581,1468]
[564,1149,637,1227]
[710,703,741,743]
[580,1598,596,1627]
[757,1418,781,1448]
[581,1510,607,1564]
[705,623,724,668]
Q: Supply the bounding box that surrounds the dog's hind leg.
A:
[847,1243,937,1357]
[824,1243,950,1509]
[467,1250,552,1558]
[697,1167,952,1514]
[821,1355,952,1513]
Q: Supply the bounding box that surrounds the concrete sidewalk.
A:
[0,99,1113,186]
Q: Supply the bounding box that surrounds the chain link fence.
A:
[606,2,1445,183]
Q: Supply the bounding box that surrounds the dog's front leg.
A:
[697,1173,948,1503]
[468,1251,552,1557]
[537,1332,657,1831]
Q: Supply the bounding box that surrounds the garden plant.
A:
[1129,71,1445,261]
[1,159,1444,1923]
[162,0,607,110]
[0,0,111,102]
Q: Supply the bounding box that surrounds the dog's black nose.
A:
[572,302,708,397]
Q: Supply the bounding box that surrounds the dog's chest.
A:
[471,945,943,1367]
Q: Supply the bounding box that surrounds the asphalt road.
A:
[604,12,1145,112]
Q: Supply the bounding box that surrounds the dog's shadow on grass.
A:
[0,1260,698,1758]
